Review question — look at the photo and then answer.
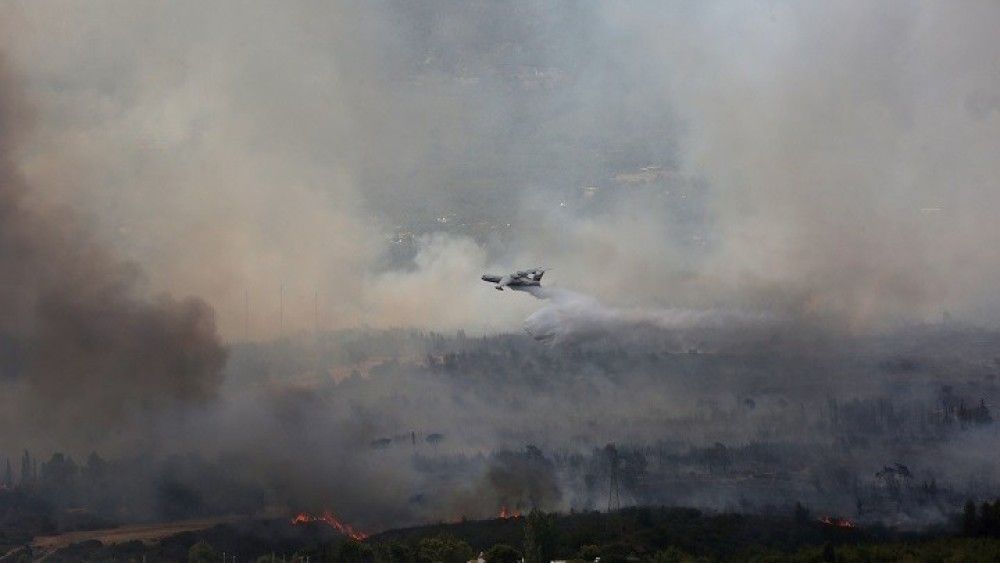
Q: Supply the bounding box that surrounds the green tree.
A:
[523,509,557,563]
[964,499,979,536]
[188,541,218,563]
[418,536,474,563]
[821,541,835,562]
[652,546,693,563]
[982,502,998,537]
[376,541,416,563]
[340,539,376,563]
[793,502,811,524]
[485,544,521,563]
[576,545,601,562]
[2,458,12,489]
[19,450,31,487]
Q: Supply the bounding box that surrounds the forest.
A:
[1,324,999,560]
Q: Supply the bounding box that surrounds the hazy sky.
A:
[3,1,1000,338]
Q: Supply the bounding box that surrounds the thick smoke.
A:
[628,2,1000,327]
[0,56,226,452]
[2,0,1000,533]
[5,2,998,337]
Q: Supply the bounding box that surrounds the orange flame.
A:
[497,506,522,519]
[291,511,369,541]
[819,516,856,529]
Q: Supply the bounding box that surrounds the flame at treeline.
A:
[291,511,370,541]
[819,516,856,529]
[497,506,522,519]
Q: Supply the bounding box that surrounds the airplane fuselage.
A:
[482,270,545,291]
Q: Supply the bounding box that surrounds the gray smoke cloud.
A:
[2,0,1000,532]
[634,2,1000,327]
[0,55,227,453]
[3,1,997,339]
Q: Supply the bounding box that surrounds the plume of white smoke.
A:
[364,234,537,333]
[8,2,1000,337]
[521,285,774,344]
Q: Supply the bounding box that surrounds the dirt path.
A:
[31,515,242,552]
[0,546,29,561]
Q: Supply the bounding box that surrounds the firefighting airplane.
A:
[481,268,546,291]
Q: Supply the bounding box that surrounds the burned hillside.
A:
[2,323,998,536]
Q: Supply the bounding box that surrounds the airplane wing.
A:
[496,275,512,290]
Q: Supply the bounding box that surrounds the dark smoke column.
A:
[0,55,227,448]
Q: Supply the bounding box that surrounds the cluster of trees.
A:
[151,534,1000,563]
[181,510,593,563]
[962,499,1000,537]
[0,449,272,528]
[0,451,38,489]
[2,323,997,542]
[365,507,875,563]
[826,392,993,442]
[223,326,1000,527]
[32,504,1000,562]
[185,532,488,563]
[2,450,112,501]
[953,399,993,427]
[173,506,1000,563]
[771,538,1000,562]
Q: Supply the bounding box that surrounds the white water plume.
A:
[521,286,773,344]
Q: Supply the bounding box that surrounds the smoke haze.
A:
[0,56,226,453]
[1,0,1000,534]
[1,1,995,339]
